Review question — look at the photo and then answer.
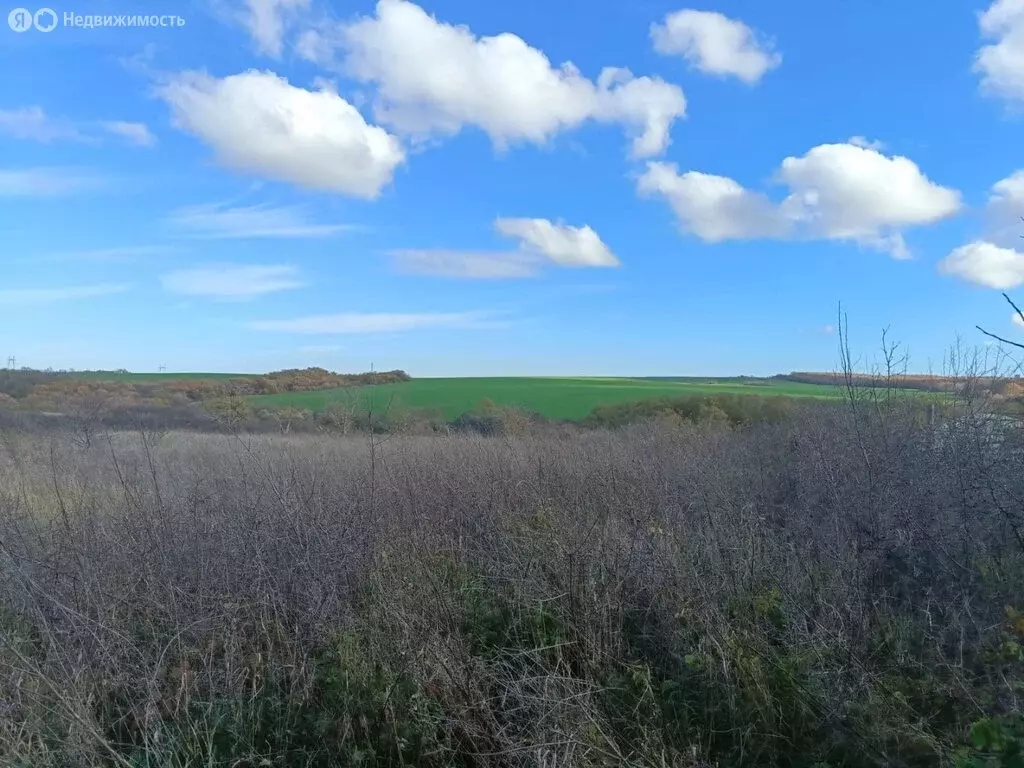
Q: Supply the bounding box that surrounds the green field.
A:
[247,377,844,421]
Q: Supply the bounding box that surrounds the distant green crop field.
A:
[247,377,845,421]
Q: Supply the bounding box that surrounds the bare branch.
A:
[1004,291,1024,328]
[975,325,1024,351]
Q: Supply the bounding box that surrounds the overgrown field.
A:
[248,376,845,420]
[1,394,1022,766]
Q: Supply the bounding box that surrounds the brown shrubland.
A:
[0,383,1021,766]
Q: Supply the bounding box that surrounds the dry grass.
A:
[0,394,1022,766]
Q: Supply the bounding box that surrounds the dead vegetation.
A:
[0,367,411,412]
[0,372,1022,766]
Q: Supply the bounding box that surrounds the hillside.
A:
[0,367,410,411]
[247,376,846,421]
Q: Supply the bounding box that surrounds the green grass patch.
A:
[247,376,846,421]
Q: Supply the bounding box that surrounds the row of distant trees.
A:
[776,371,1024,394]
[0,367,411,408]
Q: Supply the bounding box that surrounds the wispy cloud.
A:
[298,344,345,353]
[389,218,619,279]
[0,283,130,305]
[0,107,156,147]
[0,167,105,196]
[0,107,87,142]
[495,218,620,267]
[848,136,884,151]
[240,0,311,57]
[248,311,493,334]
[161,264,306,300]
[49,246,175,262]
[99,121,157,147]
[389,249,541,279]
[166,201,357,239]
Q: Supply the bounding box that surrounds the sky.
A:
[2,0,1024,376]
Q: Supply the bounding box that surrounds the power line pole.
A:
[6,356,14,369]
[158,364,167,373]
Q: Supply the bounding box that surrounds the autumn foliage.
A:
[1,367,411,411]
[778,371,1018,393]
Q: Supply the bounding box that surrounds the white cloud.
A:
[99,121,157,147]
[1013,311,1024,327]
[300,0,686,158]
[0,283,129,304]
[650,9,780,84]
[938,241,1024,290]
[939,169,1024,289]
[975,0,1024,103]
[638,141,961,257]
[249,311,489,333]
[637,163,785,242]
[495,218,620,267]
[390,218,618,278]
[776,142,961,256]
[390,250,541,278]
[242,0,310,57]
[0,167,104,196]
[161,264,306,299]
[167,201,355,238]
[984,169,1024,245]
[156,70,405,198]
[992,169,1024,205]
[0,107,156,146]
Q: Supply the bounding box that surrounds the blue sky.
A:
[2,0,1024,376]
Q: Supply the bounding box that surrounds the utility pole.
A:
[158,364,167,373]
[6,356,14,369]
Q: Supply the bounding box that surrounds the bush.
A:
[1,398,1023,766]
[585,393,797,429]
[448,404,544,436]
